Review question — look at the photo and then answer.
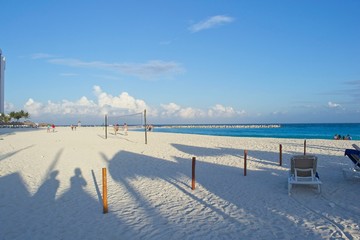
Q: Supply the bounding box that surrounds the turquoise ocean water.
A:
[150,123,360,140]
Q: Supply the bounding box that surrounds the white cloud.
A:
[24,97,99,117]
[4,102,16,112]
[24,98,44,116]
[160,103,182,117]
[328,101,342,109]
[22,86,245,123]
[179,107,205,119]
[208,104,245,117]
[48,58,184,80]
[31,53,55,59]
[161,103,244,120]
[189,15,234,33]
[161,103,205,119]
[24,86,150,119]
[93,86,148,115]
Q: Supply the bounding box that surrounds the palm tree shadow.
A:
[0,145,35,162]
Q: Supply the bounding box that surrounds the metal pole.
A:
[105,114,108,139]
[144,109,147,144]
[279,144,282,166]
[244,150,247,176]
[192,157,196,190]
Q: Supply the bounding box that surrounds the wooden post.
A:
[192,157,196,190]
[304,139,306,155]
[279,144,282,166]
[244,150,247,176]
[102,168,108,214]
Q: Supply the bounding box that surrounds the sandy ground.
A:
[0,127,359,240]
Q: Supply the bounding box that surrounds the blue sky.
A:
[1,0,360,124]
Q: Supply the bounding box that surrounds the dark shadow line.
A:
[44,149,62,176]
[97,134,106,139]
[37,148,63,196]
[167,177,246,225]
[119,137,135,143]
[91,169,103,206]
[0,144,35,162]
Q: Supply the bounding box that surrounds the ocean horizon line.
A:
[147,123,360,141]
[1,122,359,140]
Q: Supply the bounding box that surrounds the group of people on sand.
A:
[114,123,128,136]
[146,124,154,132]
[334,134,352,140]
[47,124,56,133]
[72,121,81,130]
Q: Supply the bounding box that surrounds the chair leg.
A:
[288,183,291,195]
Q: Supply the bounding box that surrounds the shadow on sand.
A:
[1,141,358,239]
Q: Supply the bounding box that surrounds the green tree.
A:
[9,111,16,122]
[23,111,30,119]
[14,112,22,121]
[8,110,30,122]
[0,113,11,123]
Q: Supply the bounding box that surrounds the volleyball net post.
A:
[144,109,147,144]
[104,114,108,139]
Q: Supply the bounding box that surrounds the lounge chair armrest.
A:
[294,168,315,181]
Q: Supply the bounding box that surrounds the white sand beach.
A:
[0,127,359,240]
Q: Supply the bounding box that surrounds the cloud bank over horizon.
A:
[16,86,246,124]
[3,85,352,125]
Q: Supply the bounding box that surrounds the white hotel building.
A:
[0,49,5,113]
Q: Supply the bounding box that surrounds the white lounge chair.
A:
[288,155,322,195]
[344,149,360,171]
[352,144,360,151]
[343,148,360,179]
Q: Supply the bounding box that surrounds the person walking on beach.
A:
[51,124,55,132]
[47,124,51,133]
[114,124,119,135]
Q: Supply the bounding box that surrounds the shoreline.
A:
[1,124,359,141]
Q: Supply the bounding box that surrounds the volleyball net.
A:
[104,110,148,143]
[107,112,144,129]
